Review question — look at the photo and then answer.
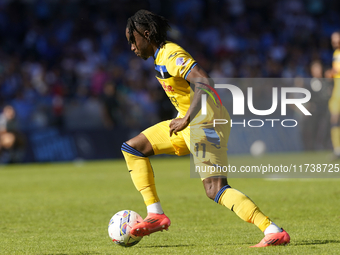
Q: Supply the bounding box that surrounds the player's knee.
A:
[203,176,228,200]
[121,139,142,155]
[122,134,154,157]
[124,138,136,149]
[204,185,226,200]
[205,188,217,200]
[121,142,147,158]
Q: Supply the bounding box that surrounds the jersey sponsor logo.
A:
[168,52,178,59]
[160,81,174,92]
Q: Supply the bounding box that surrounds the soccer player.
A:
[327,32,340,159]
[121,10,290,247]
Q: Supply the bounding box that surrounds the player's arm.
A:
[324,68,335,79]
[326,53,340,78]
[169,64,210,136]
[325,66,340,78]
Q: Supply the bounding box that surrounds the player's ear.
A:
[144,30,151,42]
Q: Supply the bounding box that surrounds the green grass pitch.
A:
[0,152,340,254]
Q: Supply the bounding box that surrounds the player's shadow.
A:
[137,244,195,248]
[293,240,340,246]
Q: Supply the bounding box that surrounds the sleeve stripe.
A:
[184,62,198,80]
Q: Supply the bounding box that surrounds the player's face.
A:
[331,32,340,50]
[126,28,152,60]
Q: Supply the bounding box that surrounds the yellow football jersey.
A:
[154,41,229,125]
[333,49,340,79]
[148,42,231,177]
[154,41,196,118]
[331,49,340,98]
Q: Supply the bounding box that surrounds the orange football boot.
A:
[250,228,290,247]
[130,213,171,237]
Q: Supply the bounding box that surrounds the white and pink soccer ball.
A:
[108,210,143,247]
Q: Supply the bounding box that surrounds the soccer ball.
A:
[108,210,143,247]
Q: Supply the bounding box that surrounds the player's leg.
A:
[122,133,160,209]
[186,121,289,247]
[203,175,273,232]
[121,130,169,236]
[203,176,290,247]
[330,112,340,159]
[125,133,154,156]
[121,120,189,236]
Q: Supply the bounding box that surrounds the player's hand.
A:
[169,118,190,137]
[324,69,334,78]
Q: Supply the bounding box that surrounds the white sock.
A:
[147,202,164,214]
[264,222,282,235]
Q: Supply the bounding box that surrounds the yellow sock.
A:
[216,186,271,232]
[331,127,340,152]
[121,143,159,206]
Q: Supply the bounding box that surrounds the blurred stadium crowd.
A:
[0,0,339,162]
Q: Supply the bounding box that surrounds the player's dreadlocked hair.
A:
[127,10,171,47]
